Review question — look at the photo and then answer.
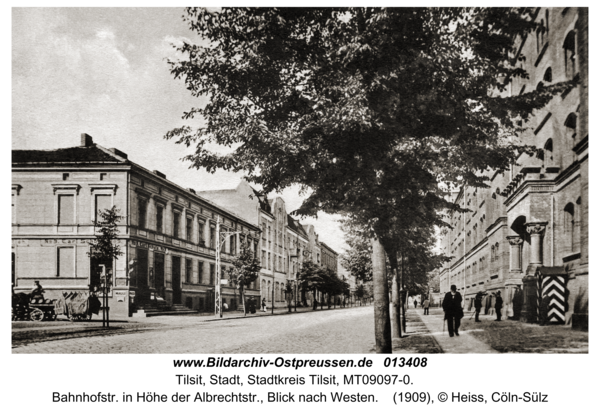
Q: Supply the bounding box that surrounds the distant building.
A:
[200,181,319,308]
[439,8,588,328]
[12,134,260,317]
[320,242,339,274]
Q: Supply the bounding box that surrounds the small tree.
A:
[228,245,261,316]
[355,284,366,306]
[87,206,123,328]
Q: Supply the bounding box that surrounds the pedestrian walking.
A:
[474,292,484,322]
[423,299,430,315]
[442,285,463,337]
[261,298,267,312]
[414,299,418,309]
[512,285,523,320]
[494,291,503,321]
[539,293,551,326]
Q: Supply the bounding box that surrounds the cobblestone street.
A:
[12,305,587,354]
[13,306,380,354]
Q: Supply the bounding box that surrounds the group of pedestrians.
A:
[441,284,528,337]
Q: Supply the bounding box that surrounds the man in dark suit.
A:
[442,285,463,337]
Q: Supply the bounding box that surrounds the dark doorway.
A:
[154,253,165,299]
[90,256,113,291]
[172,256,182,304]
[137,249,149,288]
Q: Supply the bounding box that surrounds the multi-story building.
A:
[200,181,315,308]
[439,7,588,328]
[320,242,339,274]
[12,134,260,318]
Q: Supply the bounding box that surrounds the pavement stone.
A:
[415,308,498,354]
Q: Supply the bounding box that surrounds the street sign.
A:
[221,279,229,285]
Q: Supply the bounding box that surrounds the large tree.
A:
[167,7,571,352]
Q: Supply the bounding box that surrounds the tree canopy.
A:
[167,7,569,227]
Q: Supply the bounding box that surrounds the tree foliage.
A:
[88,206,124,263]
[227,244,262,315]
[167,7,571,227]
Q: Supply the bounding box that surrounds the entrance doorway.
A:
[172,256,182,304]
[154,253,165,299]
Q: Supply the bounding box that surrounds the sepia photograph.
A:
[11,7,588,356]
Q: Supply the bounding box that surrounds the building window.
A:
[57,247,75,277]
[185,258,192,283]
[173,211,180,238]
[565,113,577,138]
[198,219,205,245]
[210,226,216,248]
[58,194,75,225]
[563,30,577,80]
[186,216,193,242]
[230,233,236,254]
[268,252,271,270]
[94,194,112,222]
[198,261,204,284]
[221,266,226,280]
[543,139,553,167]
[209,263,215,285]
[138,198,147,229]
[156,205,164,233]
[543,67,552,83]
[564,203,575,252]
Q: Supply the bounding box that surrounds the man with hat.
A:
[494,291,503,321]
[474,291,485,322]
[442,285,463,337]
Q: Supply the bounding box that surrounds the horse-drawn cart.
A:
[11,294,57,321]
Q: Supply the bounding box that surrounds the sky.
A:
[11,7,349,259]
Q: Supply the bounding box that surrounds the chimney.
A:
[81,133,94,147]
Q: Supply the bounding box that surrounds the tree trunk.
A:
[400,249,406,333]
[372,237,392,353]
[241,284,246,316]
[391,267,401,338]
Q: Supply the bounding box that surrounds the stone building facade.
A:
[320,242,339,274]
[12,135,260,318]
[439,7,588,328]
[200,181,321,308]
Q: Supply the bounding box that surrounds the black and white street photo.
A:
[11,7,589,355]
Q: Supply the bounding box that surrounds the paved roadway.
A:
[13,306,378,354]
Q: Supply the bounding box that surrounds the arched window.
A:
[495,242,500,261]
[543,139,554,167]
[536,81,544,91]
[564,203,575,252]
[543,67,552,82]
[563,30,577,80]
[565,113,577,138]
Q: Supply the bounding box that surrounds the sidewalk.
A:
[414,308,498,354]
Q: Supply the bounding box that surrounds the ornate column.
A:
[526,222,547,265]
[521,222,547,323]
[507,236,523,272]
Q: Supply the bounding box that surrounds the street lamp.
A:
[215,217,260,318]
